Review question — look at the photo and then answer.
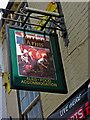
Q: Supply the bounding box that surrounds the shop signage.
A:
[6,25,67,93]
[48,87,90,119]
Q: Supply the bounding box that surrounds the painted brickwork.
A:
[1,1,89,118]
[40,2,88,118]
[1,2,21,118]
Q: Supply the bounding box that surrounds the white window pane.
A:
[27,101,42,118]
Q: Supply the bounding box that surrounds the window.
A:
[18,90,43,119]
[27,101,42,118]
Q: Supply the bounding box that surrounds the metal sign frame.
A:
[6,25,67,93]
[1,2,69,46]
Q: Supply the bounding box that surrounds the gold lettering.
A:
[25,40,31,45]
[21,78,57,87]
[24,34,45,47]
[31,42,35,46]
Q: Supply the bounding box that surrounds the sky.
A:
[0,0,9,9]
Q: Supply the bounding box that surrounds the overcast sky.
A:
[0,0,9,9]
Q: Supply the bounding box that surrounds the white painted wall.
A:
[0,33,7,119]
[0,76,2,119]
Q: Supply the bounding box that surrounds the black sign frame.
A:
[6,25,68,93]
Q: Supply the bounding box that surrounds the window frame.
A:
[17,90,43,119]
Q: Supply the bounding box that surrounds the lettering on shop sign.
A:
[67,101,90,119]
[21,77,57,87]
[16,32,49,47]
[48,87,90,119]
[59,94,81,117]
[25,34,46,47]
[67,107,85,119]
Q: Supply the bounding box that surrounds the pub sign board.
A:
[6,25,67,93]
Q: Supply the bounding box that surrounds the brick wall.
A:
[40,2,88,118]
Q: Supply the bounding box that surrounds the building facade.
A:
[1,0,90,119]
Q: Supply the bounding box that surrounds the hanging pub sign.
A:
[6,25,67,93]
[48,83,90,119]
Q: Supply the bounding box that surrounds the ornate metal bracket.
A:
[0,2,69,46]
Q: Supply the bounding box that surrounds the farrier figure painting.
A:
[15,31,56,80]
